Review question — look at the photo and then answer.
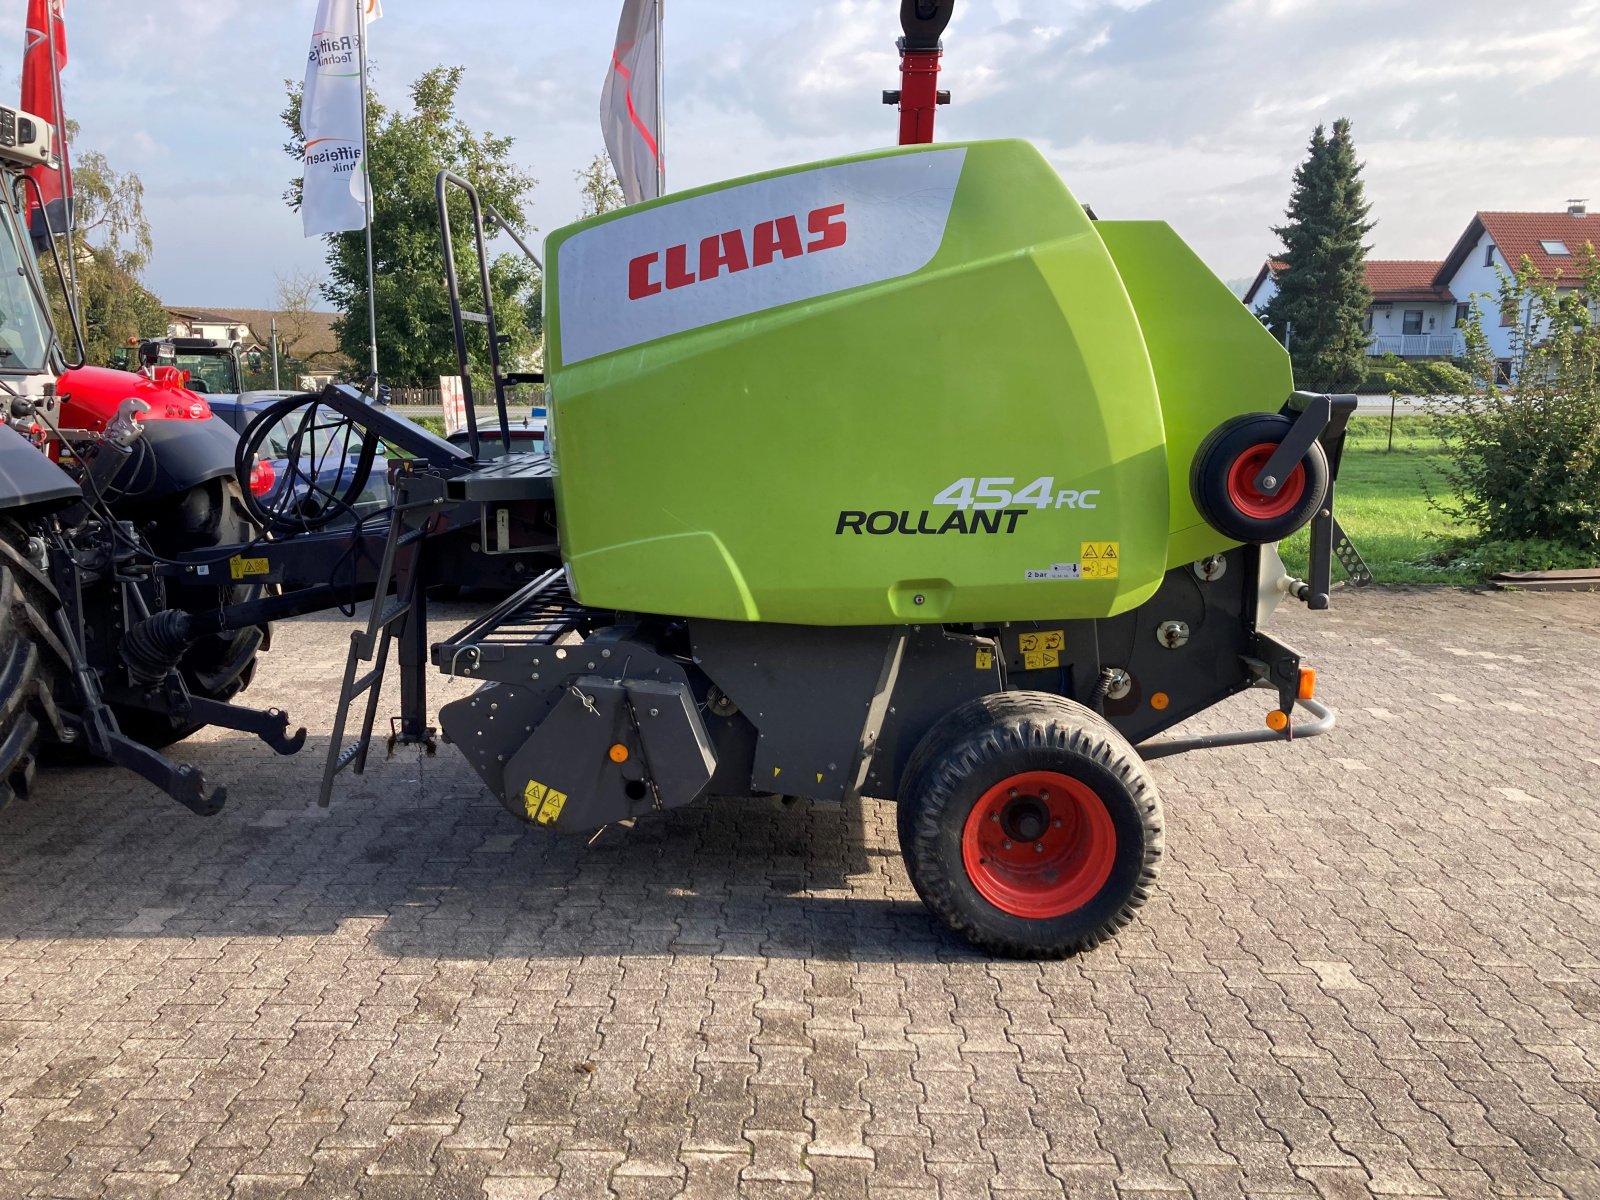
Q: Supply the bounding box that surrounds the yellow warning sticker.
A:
[523,779,569,825]
[1080,542,1120,580]
[1019,629,1065,670]
[229,555,270,580]
[975,648,994,671]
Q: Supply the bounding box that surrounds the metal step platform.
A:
[432,567,592,684]
[445,452,556,503]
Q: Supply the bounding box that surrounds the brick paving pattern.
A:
[0,587,1597,1198]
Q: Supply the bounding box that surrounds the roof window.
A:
[1541,240,1571,255]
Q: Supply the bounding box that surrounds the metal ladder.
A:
[317,503,429,807]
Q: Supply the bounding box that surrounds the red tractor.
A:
[0,104,267,806]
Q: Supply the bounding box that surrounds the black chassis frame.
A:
[427,394,1359,834]
[432,538,1329,836]
[93,386,1358,817]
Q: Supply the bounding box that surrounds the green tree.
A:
[1402,251,1600,569]
[517,152,623,345]
[38,143,167,366]
[1263,118,1375,393]
[281,66,540,388]
[576,153,624,219]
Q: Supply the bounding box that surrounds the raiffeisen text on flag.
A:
[300,0,382,238]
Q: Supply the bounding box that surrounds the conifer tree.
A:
[1264,118,1374,393]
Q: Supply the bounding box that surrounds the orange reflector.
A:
[1297,667,1316,701]
[607,743,629,763]
[1150,692,1169,711]
[1266,710,1290,732]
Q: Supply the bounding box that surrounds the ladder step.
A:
[332,742,363,773]
[375,597,411,627]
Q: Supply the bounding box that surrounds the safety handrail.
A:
[436,170,541,462]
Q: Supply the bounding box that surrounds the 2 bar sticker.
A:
[1024,543,1120,582]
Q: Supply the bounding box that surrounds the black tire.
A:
[897,692,1163,958]
[117,478,264,749]
[1191,412,1329,544]
[0,524,64,810]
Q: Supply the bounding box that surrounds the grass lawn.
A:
[1279,414,1477,586]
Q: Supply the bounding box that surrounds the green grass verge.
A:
[1279,414,1477,586]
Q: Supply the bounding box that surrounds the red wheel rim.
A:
[961,770,1117,919]
[1225,443,1306,521]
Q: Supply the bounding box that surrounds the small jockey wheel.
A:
[1191,412,1330,544]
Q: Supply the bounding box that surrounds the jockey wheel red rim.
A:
[1226,442,1306,520]
[960,770,1117,919]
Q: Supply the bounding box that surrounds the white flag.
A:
[301,0,382,237]
[601,0,663,206]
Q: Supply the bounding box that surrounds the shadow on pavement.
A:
[0,728,973,963]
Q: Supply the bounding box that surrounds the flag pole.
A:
[356,0,378,380]
[654,0,665,196]
[43,1,78,311]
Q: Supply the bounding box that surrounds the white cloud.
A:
[0,0,1592,305]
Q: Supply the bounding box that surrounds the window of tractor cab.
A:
[173,354,234,394]
[1402,310,1424,335]
[0,206,51,372]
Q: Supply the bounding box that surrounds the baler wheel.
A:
[897,693,1163,958]
[1192,412,1329,544]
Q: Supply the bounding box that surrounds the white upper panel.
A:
[555,148,967,365]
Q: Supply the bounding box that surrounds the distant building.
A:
[1243,202,1598,379]
[165,306,349,385]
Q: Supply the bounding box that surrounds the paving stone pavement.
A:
[0,586,1597,1199]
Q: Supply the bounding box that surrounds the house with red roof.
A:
[1243,202,1598,378]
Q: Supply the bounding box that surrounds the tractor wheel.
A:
[897,692,1163,958]
[1192,412,1329,544]
[116,478,265,749]
[0,523,64,811]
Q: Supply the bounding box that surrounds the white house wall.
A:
[1444,229,1516,363]
[1247,276,1278,315]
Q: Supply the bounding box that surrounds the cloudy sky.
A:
[3,0,1596,307]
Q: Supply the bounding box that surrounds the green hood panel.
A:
[544,139,1289,624]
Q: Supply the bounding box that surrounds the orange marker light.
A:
[1297,667,1317,701]
[1266,710,1290,732]
[607,743,630,763]
[1150,692,1169,711]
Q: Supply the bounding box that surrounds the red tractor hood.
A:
[56,364,213,433]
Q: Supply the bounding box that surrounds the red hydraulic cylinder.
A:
[897,46,944,145]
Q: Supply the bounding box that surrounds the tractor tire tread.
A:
[0,525,63,812]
